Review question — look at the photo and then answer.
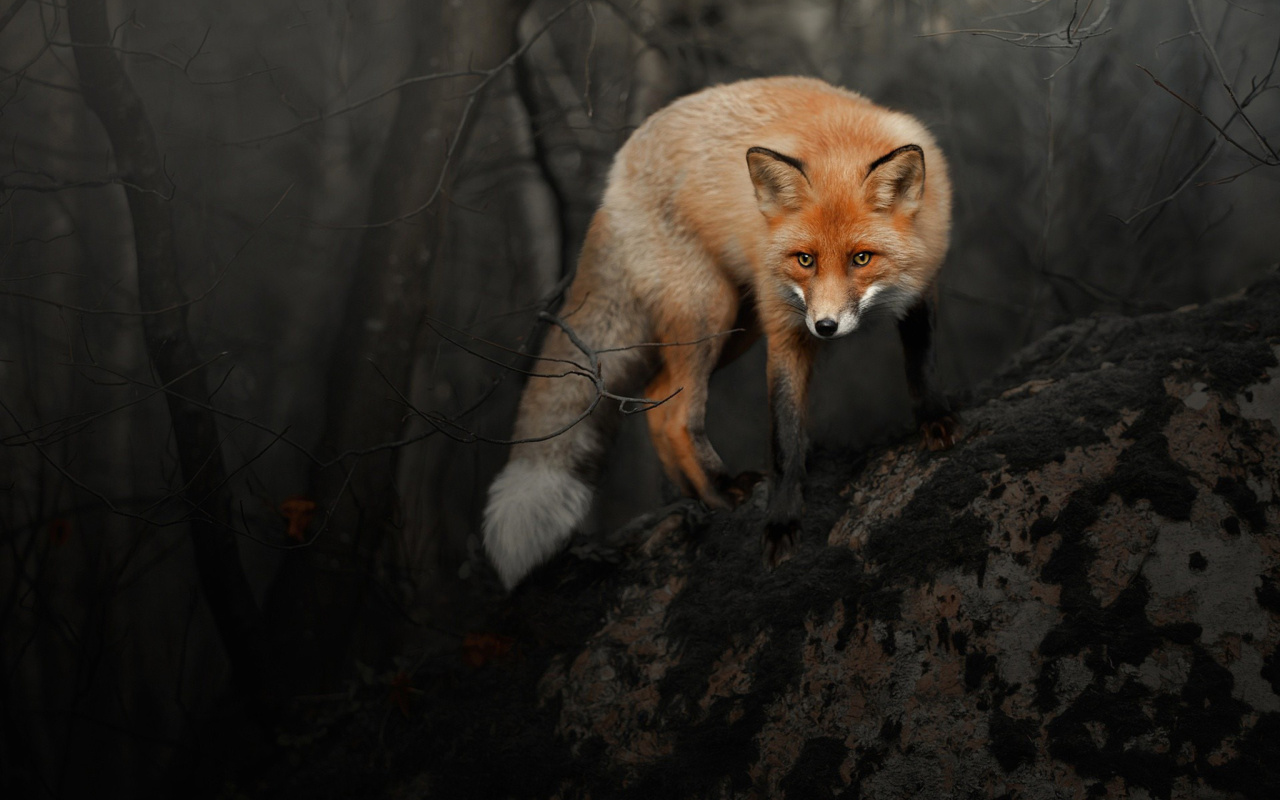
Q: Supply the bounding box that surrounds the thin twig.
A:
[0,0,29,36]
[1136,65,1278,166]
[336,0,586,229]
[0,182,293,315]
[1186,0,1276,161]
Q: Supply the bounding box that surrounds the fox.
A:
[483,76,956,590]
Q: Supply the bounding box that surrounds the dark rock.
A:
[263,276,1280,799]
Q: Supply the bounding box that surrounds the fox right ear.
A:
[747,147,810,217]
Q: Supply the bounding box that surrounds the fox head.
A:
[747,143,943,338]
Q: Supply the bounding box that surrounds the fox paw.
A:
[762,520,799,569]
[919,414,961,451]
[717,470,765,508]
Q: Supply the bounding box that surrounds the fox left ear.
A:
[864,144,925,213]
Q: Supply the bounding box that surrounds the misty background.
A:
[2,0,1277,796]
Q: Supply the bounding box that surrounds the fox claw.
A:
[920,415,960,451]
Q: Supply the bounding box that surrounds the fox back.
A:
[605,76,950,332]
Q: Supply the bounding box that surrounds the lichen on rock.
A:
[274,278,1280,800]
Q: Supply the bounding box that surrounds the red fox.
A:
[484,76,955,590]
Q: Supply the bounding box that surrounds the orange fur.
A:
[484,77,953,588]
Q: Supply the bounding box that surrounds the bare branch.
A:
[333,0,585,230]
[1136,65,1278,166]
[0,182,292,315]
[1119,32,1278,223]
[66,0,268,707]
[1112,140,1221,225]
[1186,0,1276,161]
[1,352,228,448]
[920,0,1111,78]
[0,0,29,37]
[410,308,737,445]
[44,35,279,87]
[1,173,173,201]
[223,67,487,147]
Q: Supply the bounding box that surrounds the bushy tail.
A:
[483,273,649,590]
[483,456,595,590]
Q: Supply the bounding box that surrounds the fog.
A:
[1,0,1277,795]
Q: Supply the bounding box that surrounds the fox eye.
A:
[796,253,814,268]
[852,251,873,267]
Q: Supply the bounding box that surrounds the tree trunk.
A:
[66,0,267,706]
[265,0,532,695]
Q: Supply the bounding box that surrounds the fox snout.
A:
[804,303,862,339]
[803,282,906,339]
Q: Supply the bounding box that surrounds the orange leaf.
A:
[461,633,514,668]
[279,495,316,542]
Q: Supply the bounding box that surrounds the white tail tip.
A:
[482,460,592,590]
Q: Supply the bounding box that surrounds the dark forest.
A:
[2,1,1278,797]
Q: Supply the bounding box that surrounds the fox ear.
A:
[747,146,810,217]
[864,144,925,213]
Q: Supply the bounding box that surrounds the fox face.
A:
[748,144,932,338]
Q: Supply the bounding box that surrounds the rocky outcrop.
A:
[269,276,1280,800]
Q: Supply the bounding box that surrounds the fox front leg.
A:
[898,293,959,450]
[762,329,816,567]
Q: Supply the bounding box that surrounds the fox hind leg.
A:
[643,366,695,498]
[641,286,742,510]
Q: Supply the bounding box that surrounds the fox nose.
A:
[814,318,838,338]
